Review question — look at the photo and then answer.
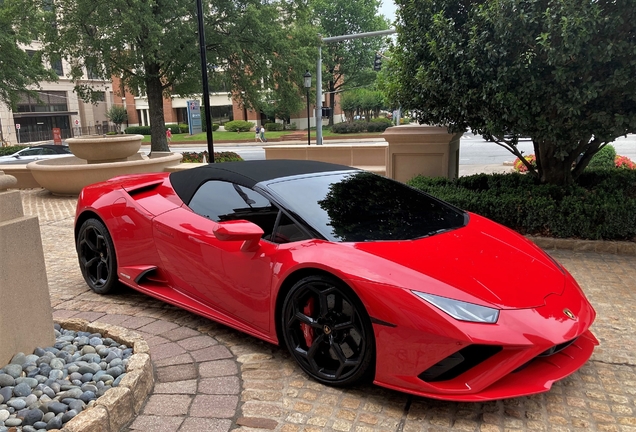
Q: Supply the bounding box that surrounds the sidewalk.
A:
[21,189,636,432]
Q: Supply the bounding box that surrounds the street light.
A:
[303,70,312,146]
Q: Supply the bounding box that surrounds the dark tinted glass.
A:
[188,181,278,237]
[268,172,466,242]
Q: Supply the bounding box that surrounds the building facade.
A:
[0,42,113,146]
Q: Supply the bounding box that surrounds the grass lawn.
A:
[141,129,382,143]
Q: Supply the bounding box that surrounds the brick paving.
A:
[19,188,636,432]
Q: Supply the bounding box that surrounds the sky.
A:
[379,0,397,23]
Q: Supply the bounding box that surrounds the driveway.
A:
[22,189,636,432]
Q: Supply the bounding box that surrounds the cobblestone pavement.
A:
[20,188,636,432]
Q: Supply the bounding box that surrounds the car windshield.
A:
[267,171,467,242]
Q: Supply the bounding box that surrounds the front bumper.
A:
[361,275,597,401]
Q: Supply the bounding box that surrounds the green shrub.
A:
[165,124,181,134]
[180,151,243,163]
[371,117,393,125]
[178,124,189,133]
[587,145,616,170]
[285,123,297,131]
[408,170,636,241]
[105,131,118,135]
[331,121,370,134]
[0,145,26,156]
[124,126,151,135]
[264,122,283,131]
[367,118,392,132]
[224,120,253,132]
[201,122,220,132]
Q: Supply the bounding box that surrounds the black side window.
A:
[270,213,310,244]
[188,181,278,237]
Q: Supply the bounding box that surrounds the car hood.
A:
[351,213,564,309]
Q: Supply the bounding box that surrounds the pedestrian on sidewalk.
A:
[166,128,172,144]
[260,125,267,143]
[255,125,262,143]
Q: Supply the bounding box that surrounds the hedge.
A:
[264,122,283,131]
[180,151,243,163]
[0,145,26,156]
[125,125,182,135]
[331,118,392,133]
[408,170,636,241]
[224,120,253,132]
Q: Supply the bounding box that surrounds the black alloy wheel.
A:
[281,275,375,386]
[77,218,118,294]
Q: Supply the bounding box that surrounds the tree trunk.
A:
[535,141,575,186]
[145,64,169,153]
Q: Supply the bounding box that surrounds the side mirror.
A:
[213,220,264,252]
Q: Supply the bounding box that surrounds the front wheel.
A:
[76,218,118,294]
[281,275,375,387]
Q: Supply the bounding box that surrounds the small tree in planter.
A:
[106,105,128,133]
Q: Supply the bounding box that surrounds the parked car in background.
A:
[0,145,71,165]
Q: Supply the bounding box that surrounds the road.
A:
[166,133,636,165]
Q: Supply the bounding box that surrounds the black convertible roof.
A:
[170,159,353,205]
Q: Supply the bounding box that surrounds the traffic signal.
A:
[373,53,382,71]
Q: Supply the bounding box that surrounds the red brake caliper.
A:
[301,297,315,347]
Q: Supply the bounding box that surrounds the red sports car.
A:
[74,160,597,401]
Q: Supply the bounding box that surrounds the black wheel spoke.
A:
[282,276,373,386]
[77,219,117,294]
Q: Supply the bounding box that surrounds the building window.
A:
[16,91,68,113]
[85,58,101,80]
[50,56,63,76]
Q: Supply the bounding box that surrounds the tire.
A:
[281,275,375,386]
[76,218,118,294]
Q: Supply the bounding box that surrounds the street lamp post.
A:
[303,70,312,146]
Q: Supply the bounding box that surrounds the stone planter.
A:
[66,134,144,164]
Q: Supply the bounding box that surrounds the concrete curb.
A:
[53,318,154,432]
[528,236,636,255]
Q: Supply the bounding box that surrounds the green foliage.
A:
[587,145,617,171]
[389,0,636,186]
[165,124,181,134]
[105,105,128,132]
[178,124,189,134]
[37,0,317,153]
[265,122,283,131]
[224,120,254,133]
[181,151,243,163]
[312,0,390,123]
[368,116,393,132]
[331,121,369,133]
[199,122,220,133]
[0,0,57,108]
[340,89,386,122]
[0,145,26,156]
[408,171,636,241]
[125,125,185,135]
[124,126,151,135]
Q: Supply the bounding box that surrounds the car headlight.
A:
[412,291,499,324]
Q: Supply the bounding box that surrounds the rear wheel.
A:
[77,218,118,294]
[281,275,375,386]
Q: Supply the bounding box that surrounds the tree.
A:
[38,0,316,153]
[387,0,636,186]
[312,0,390,125]
[105,105,128,133]
[0,0,56,109]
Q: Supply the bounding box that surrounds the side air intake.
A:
[419,345,503,382]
